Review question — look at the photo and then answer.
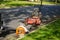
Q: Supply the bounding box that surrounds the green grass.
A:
[21,19,60,40]
[0,1,56,8]
[0,1,40,8]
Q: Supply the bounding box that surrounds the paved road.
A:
[0,5,60,30]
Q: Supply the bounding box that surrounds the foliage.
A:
[21,19,60,40]
[0,1,60,8]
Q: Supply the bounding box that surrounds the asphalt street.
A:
[0,5,60,30]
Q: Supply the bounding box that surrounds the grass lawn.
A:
[0,1,56,8]
[21,19,60,40]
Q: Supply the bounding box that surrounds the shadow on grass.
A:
[0,1,10,4]
[7,4,35,6]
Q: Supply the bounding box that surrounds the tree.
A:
[41,0,43,6]
[55,0,57,4]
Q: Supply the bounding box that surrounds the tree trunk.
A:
[55,0,57,4]
[41,0,42,6]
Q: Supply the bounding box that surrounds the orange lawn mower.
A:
[25,15,41,26]
[25,8,41,28]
